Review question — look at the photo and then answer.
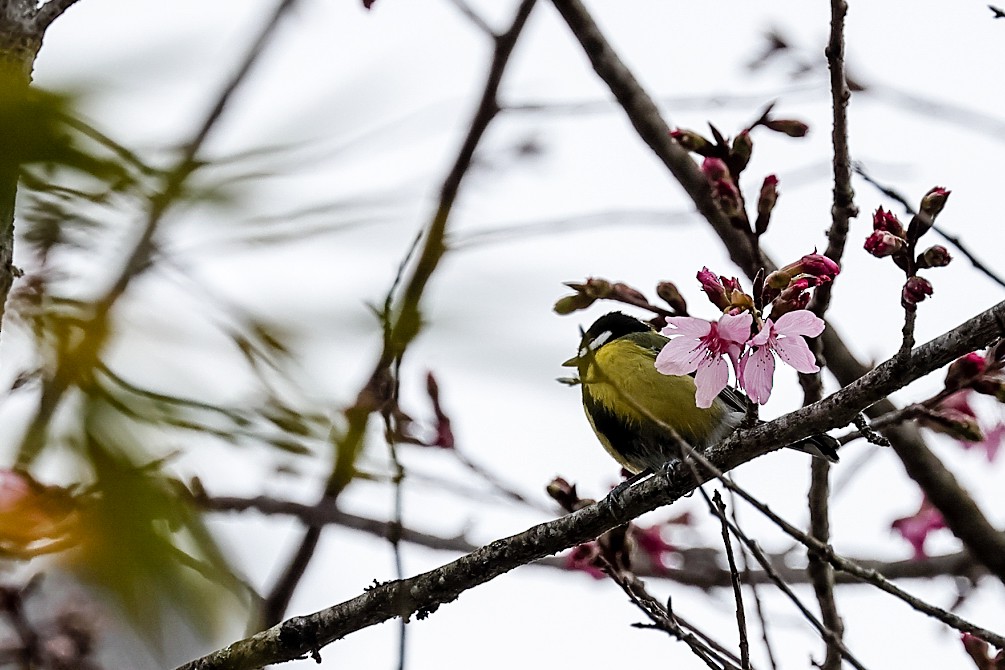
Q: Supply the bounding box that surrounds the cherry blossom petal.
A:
[774,310,825,337]
[773,335,820,373]
[748,319,774,347]
[979,423,1005,463]
[740,347,775,404]
[694,356,729,409]
[655,337,704,375]
[662,316,712,338]
[717,312,753,343]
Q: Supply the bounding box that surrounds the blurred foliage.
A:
[0,72,342,649]
[62,409,250,643]
[0,71,134,187]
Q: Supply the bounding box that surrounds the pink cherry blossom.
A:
[655,312,752,409]
[631,524,677,574]
[976,423,1005,463]
[564,542,605,580]
[891,498,946,559]
[739,310,824,404]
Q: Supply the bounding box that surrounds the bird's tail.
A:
[786,434,840,462]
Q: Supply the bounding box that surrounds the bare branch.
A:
[712,491,751,669]
[32,0,82,31]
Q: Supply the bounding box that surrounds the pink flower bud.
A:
[864,230,906,257]
[670,128,712,154]
[697,267,729,310]
[872,207,905,237]
[917,245,952,268]
[701,157,729,182]
[611,282,649,306]
[945,352,987,392]
[755,175,778,234]
[920,407,985,442]
[769,280,812,317]
[720,276,743,294]
[712,179,743,217]
[781,253,840,279]
[919,186,950,218]
[798,253,840,278]
[901,276,933,308]
[764,118,809,137]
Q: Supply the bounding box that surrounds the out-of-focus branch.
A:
[176,305,1005,670]
[260,0,540,627]
[547,0,1005,590]
[16,0,299,468]
[197,491,991,586]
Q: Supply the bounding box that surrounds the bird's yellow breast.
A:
[581,338,727,448]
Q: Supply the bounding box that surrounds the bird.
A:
[563,311,839,475]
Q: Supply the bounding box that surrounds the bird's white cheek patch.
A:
[587,330,612,353]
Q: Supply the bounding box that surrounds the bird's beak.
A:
[561,355,579,367]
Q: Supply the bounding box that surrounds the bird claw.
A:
[601,469,653,516]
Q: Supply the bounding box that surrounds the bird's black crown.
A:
[583,311,653,342]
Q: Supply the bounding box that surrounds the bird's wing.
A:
[624,331,670,358]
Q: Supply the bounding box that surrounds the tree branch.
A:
[547,0,1005,590]
[177,303,1005,669]
[31,0,83,31]
[806,2,855,666]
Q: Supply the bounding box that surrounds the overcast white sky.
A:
[15,0,1005,667]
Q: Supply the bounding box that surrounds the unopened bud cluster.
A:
[863,187,952,310]
[553,277,688,318]
[668,104,809,238]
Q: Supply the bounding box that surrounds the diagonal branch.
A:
[176,302,1005,670]
[31,0,83,31]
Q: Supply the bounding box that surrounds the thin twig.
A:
[445,0,495,36]
[606,566,743,670]
[709,461,1005,649]
[803,4,856,661]
[729,493,780,670]
[260,0,540,627]
[385,360,408,670]
[713,491,751,669]
[719,512,868,670]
